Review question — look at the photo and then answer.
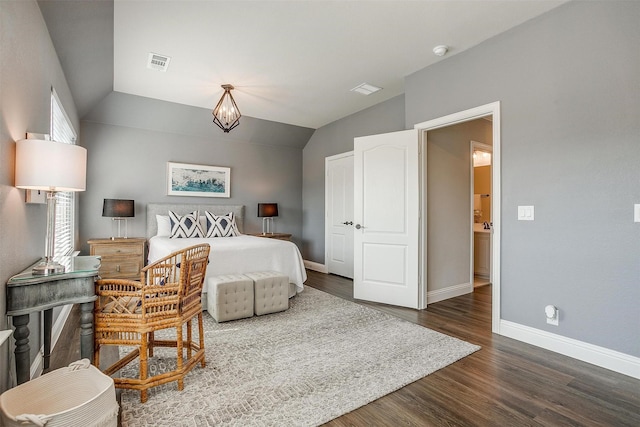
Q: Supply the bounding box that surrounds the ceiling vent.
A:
[147,53,171,72]
[350,83,382,96]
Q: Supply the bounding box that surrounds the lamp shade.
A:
[257,203,278,218]
[15,139,86,192]
[102,199,135,218]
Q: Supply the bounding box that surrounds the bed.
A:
[146,203,306,305]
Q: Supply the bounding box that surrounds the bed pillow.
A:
[205,211,239,237]
[156,215,171,237]
[169,210,204,238]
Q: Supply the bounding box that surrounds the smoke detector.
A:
[432,45,449,57]
[147,53,171,72]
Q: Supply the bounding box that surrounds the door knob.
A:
[355,224,363,229]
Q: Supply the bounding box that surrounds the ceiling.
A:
[40,0,566,130]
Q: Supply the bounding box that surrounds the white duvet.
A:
[147,235,307,295]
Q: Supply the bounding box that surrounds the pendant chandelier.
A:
[212,84,241,133]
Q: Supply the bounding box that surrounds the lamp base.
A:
[262,217,274,235]
[32,260,65,276]
[111,218,129,239]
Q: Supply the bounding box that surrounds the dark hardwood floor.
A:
[51,270,640,426]
[304,271,640,427]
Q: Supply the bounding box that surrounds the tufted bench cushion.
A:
[207,274,254,322]
[244,271,289,316]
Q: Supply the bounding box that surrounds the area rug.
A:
[119,286,480,426]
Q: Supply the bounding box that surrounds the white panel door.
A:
[353,129,420,308]
[325,152,354,278]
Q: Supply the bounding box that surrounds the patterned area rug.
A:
[120,286,480,426]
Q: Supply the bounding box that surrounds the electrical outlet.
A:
[634,204,640,223]
[545,305,559,326]
[25,189,46,204]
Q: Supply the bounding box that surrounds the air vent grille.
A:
[350,82,382,96]
[147,53,171,72]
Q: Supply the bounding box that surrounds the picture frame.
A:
[167,162,231,198]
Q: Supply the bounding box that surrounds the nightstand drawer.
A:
[99,258,142,279]
[91,243,143,256]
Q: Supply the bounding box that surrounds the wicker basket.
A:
[0,359,118,427]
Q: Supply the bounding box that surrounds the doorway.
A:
[415,102,501,333]
[349,102,501,330]
[472,140,492,288]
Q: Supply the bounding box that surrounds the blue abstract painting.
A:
[167,162,230,198]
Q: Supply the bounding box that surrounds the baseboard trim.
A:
[500,320,640,380]
[427,282,473,304]
[304,260,328,273]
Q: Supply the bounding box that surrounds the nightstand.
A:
[88,238,146,280]
[247,233,292,241]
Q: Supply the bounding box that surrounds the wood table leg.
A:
[79,301,94,361]
[12,314,30,384]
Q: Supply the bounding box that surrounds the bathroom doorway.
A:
[423,117,493,305]
[471,141,492,288]
[416,101,502,332]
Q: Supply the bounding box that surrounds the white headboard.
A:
[146,203,245,238]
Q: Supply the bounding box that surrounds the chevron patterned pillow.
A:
[205,211,239,237]
[169,210,204,238]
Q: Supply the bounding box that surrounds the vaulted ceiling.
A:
[39,0,566,129]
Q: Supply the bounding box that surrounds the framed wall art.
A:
[167,162,230,198]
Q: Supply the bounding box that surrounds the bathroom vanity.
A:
[473,223,490,278]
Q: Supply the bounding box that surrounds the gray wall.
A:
[37,0,114,118]
[405,1,640,356]
[0,0,79,391]
[301,95,405,262]
[426,119,492,292]
[79,92,314,253]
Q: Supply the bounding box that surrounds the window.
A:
[50,89,78,257]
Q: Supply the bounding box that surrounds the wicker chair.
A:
[94,243,210,403]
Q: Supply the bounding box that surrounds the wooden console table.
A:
[6,256,101,384]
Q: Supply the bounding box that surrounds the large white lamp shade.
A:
[15,139,86,191]
[15,139,87,275]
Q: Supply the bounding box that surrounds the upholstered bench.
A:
[244,271,289,316]
[207,274,254,322]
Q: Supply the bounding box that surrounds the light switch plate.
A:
[635,204,640,223]
[518,205,535,221]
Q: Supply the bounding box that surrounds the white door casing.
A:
[415,101,501,333]
[353,129,421,309]
[325,152,354,278]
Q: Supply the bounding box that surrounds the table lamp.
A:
[15,139,87,275]
[102,199,135,239]
[257,203,278,235]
